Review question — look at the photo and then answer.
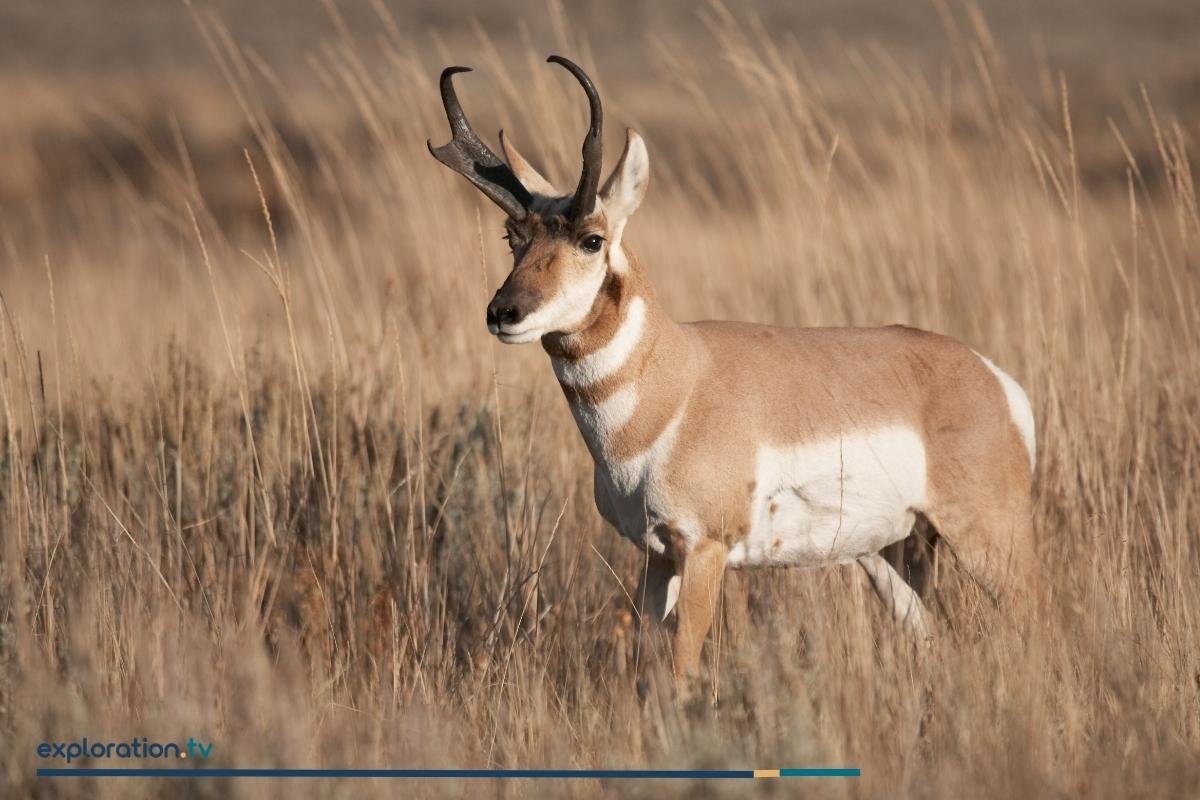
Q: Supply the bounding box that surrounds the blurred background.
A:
[3,0,1199,246]
[2,0,1198,389]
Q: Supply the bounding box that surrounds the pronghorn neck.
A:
[541,248,693,463]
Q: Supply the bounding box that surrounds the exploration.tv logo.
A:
[37,737,214,764]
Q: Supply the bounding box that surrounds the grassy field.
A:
[2,1,1199,797]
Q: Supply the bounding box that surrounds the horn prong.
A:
[429,66,532,220]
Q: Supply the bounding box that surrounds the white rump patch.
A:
[727,426,928,569]
[553,296,646,387]
[974,352,1036,470]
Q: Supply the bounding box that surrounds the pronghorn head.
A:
[429,56,649,344]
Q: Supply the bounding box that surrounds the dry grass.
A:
[2,2,1199,797]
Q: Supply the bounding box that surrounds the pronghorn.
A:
[429,56,1037,681]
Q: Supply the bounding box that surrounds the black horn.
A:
[428,67,533,220]
[547,55,603,222]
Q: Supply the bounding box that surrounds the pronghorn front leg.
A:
[858,553,932,640]
[634,550,680,625]
[672,538,728,682]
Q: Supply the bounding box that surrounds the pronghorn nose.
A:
[486,298,523,332]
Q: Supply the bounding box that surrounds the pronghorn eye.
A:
[580,234,604,254]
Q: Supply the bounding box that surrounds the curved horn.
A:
[428,67,533,220]
[547,55,603,221]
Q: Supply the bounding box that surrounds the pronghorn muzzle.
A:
[485,283,541,336]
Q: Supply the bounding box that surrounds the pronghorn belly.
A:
[727,426,928,568]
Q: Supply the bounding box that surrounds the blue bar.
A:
[38,767,858,779]
[39,768,752,779]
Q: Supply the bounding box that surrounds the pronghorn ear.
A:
[600,129,649,223]
[498,130,558,197]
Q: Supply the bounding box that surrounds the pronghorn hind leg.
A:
[943,513,1038,608]
[924,501,1041,640]
[879,513,940,596]
[858,553,932,640]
